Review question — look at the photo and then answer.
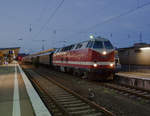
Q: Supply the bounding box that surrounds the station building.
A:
[118,43,150,72]
[0,47,20,64]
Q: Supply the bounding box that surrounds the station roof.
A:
[0,47,20,57]
[0,47,20,50]
[118,43,150,51]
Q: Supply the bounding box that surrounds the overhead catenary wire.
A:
[86,1,150,32]
[63,1,150,41]
[32,0,65,41]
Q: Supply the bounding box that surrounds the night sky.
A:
[0,0,150,53]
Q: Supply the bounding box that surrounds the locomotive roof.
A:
[58,37,109,49]
[89,37,109,41]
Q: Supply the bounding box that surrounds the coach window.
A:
[93,41,103,49]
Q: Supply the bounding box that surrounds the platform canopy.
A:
[0,47,20,58]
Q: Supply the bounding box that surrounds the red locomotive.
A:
[23,36,115,80]
[53,36,115,80]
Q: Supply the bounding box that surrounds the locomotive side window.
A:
[93,41,103,49]
[104,41,113,49]
[86,41,93,48]
[70,45,75,50]
[75,43,82,49]
[81,42,88,49]
[61,47,65,52]
[55,48,60,53]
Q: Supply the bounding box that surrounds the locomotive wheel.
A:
[73,69,77,76]
[73,69,82,77]
[82,72,89,79]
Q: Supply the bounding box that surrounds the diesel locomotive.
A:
[23,36,115,80]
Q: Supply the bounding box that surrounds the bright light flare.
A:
[102,51,107,55]
[93,63,98,67]
[140,47,150,50]
[110,63,114,67]
[90,35,94,39]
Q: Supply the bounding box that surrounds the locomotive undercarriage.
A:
[87,69,115,81]
[56,65,115,81]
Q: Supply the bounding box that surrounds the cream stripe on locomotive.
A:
[53,61,115,66]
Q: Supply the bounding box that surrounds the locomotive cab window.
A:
[104,41,113,49]
[86,41,93,48]
[93,41,103,49]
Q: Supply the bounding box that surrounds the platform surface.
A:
[116,72,150,81]
[0,61,51,116]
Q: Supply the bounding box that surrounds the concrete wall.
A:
[118,47,150,72]
[120,64,150,73]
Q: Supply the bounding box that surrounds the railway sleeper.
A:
[55,96,76,100]
[54,95,74,98]
[50,89,66,92]
[69,109,96,115]
[56,98,78,102]
[66,105,90,111]
[144,94,150,97]
[63,103,86,107]
[136,92,149,95]
[53,92,70,95]
[52,114,63,116]
[51,112,63,116]
[55,96,75,99]
[52,92,70,95]
[60,100,83,104]
[82,112,103,116]
[48,104,57,108]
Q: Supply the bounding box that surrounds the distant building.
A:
[118,43,150,72]
[0,47,20,64]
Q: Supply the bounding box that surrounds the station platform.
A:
[116,72,150,90]
[0,61,51,116]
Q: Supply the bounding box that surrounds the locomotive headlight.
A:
[93,63,98,67]
[110,63,114,67]
[102,51,107,55]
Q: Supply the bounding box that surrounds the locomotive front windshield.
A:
[93,41,103,49]
[104,41,113,49]
[87,40,113,49]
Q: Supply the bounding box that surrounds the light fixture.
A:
[140,47,150,50]
[93,63,98,67]
[90,35,94,39]
[110,63,114,67]
[102,51,107,55]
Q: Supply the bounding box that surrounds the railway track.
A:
[24,68,115,116]
[36,67,150,101]
[100,82,150,101]
[38,67,150,101]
